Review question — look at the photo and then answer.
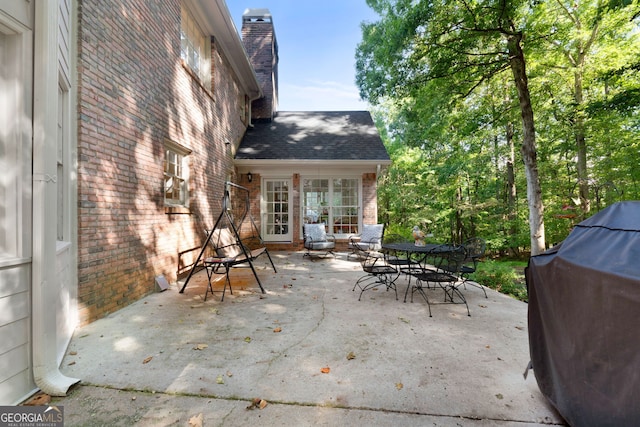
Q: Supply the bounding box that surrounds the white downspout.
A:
[32,0,79,395]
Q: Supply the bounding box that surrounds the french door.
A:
[262,179,292,241]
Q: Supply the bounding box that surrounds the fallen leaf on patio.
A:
[346,352,356,360]
[69,350,77,356]
[485,345,491,349]
[244,336,252,343]
[246,397,268,410]
[142,356,153,364]
[479,304,487,308]
[24,392,51,406]
[515,326,524,330]
[320,366,330,374]
[226,371,233,377]
[396,382,403,390]
[216,375,224,384]
[495,393,504,400]
[398,317,410,323]
[193,343,208,350]
[188,413,204,427]
[67,361,76,366]
[273,327,282,333]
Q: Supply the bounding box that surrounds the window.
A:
[164,140,191,207]
[302,178,360,237]
[0,24,31,259]
[180,5,211,88]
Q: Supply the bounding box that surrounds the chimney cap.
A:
[242,8,273,23]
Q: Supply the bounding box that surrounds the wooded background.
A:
[356,0,640,256]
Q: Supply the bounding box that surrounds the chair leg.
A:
[411,279,432,317]
[441,283,471,316]
[463,278,488,298]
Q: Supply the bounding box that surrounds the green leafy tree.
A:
[357,0,547,254]
[526,0,640,217]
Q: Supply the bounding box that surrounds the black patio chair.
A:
[347,224,385,260]
[303,223,336,258]
[460,237,488,298]
[408,244,470,316]
[352,250,398,301]
[381,233,422,301]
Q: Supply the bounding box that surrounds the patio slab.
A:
[53,252,565,426]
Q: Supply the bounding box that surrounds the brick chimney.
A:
[242,8,278,121]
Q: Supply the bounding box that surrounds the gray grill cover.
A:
[526,201,640,427]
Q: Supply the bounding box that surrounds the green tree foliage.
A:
[358,0,640,254]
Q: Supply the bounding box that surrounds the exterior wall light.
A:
[247,172,253,183]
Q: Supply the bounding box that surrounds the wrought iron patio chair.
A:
[352,250,398,301]
[381,233,423,301]
[460,237,488,298]
[303,223,336,258]
[408,244,470,316]
[347,224,385,259]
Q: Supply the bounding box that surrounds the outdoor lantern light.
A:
[247,172,253,183]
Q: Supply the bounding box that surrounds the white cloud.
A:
[278,80,370,111]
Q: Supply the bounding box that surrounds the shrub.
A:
[468,260,528,302]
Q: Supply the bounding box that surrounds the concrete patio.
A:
[53,251,565,426]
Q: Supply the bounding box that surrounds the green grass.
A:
[468,259,528,302]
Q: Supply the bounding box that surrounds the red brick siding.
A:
[362,173,379,225]
[77,0,248,325]
[242,20,277,120]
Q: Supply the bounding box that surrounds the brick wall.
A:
[241,18,277,120]
[76,0,248,324]
[362,173,379,225]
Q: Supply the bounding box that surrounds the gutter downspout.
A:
[32,0,79,395]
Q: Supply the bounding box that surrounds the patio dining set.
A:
[303,222,487,317]
[356,231,486,316]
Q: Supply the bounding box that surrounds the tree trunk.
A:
[507,33,546,255]
[505,121,518,256]
[574,68,591,216]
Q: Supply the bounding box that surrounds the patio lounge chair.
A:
[303,223,336,258]
[348,224,385,259]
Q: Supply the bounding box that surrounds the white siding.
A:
[0,264,34,404]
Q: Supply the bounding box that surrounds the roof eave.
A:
[234,159,391,167]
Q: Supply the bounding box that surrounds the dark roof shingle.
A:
[236,111,390,161]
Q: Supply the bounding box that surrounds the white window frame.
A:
[164,140,191,207]
[0,19,32,262]
[301,177,362,239]
[180,4,211,88]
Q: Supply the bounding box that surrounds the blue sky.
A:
[228,1,379,111]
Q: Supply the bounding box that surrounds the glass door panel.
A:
[301,178,360,237]
[263,179,291,241]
